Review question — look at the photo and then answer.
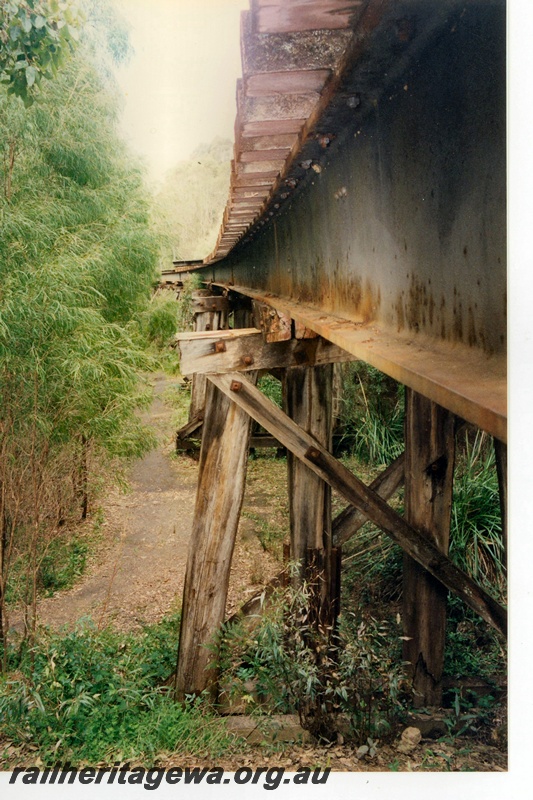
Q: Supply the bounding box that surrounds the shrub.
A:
[0,616,243,766]
[141,296,179,347]
[217,574,408,744]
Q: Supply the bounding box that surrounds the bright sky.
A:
[115,0,247,184]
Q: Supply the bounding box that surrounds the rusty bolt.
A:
[230,380,243,393]
[211,303,217,310]
[242,356,254,366]
[214,340,226,353]
[305,446,321,463]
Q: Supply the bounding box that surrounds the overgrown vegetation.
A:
[336,362,404,464]
[0,1,506,771]
[0,616,243,766]
[218,572,408,744]
[152,138,232,266]
[0,0,158,658]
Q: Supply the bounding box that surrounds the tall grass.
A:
[337,363,404,465]
[449,431,505,600]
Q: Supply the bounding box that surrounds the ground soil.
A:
[15,372,507,773]
[35,372,281,632]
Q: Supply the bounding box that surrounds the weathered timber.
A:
[176,329,356,375]
[207,372,507,636]
[188,293,228,423]
[294,319,318,339]
[402,390,456,707]
[228,462,404,623]
[209,287,507,444]
[175,433,283,457]
[175,414,204,451]
[494,437,507,572]
[233,305,253,330]
[284,364,334,621]
[252,300,291,342]
[191,296,229,314]
[333,453,405,545]
[175,374,257,700]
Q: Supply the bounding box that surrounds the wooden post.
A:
[207,372,506,636]
[188,292,229,423]
[175,374,256,700]
[402,389,456,707]
[284,364,335,623]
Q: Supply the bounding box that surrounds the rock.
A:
[396,726,422,754]
[224,714,313,745]
[406,712,448,739]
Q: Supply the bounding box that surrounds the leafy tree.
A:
[0,0,83,105]
[0,0,159,657]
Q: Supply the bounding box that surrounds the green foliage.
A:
[337,362,404,465]
[152,137,232,266]
[0,0,83,105]
[443,595,505,680]
[175,275,202,333]
[217,575,408,743]
[0,1,160,650]
[141,295,179,348]
[449,431,505,598]
[258,373,283,408]
[0,617,243,765]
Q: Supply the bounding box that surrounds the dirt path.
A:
[37,373,198,631]
[35,372,281,632]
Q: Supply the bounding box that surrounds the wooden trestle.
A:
[174,299,507,705]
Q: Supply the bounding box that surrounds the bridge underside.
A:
[172,0,507,710]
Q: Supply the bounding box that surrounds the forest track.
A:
[32,371,281,633]
[35,373,198,632]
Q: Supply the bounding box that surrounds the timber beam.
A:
[207,372,507,637]
[226,454,405,624]
[333,453,405,546]
[176,328,356,375]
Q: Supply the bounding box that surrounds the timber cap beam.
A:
[176,328,356,375]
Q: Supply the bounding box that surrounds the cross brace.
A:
[207,372,507,637]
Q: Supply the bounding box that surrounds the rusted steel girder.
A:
[194,0,506,441]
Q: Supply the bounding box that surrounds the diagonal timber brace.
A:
[333,452,405,546]
[208,372,507,637]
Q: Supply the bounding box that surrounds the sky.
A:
[114,0,247,184]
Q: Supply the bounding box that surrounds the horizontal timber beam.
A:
[208,372,507,637]
[208,286,507,443]
[176,328,356,375]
